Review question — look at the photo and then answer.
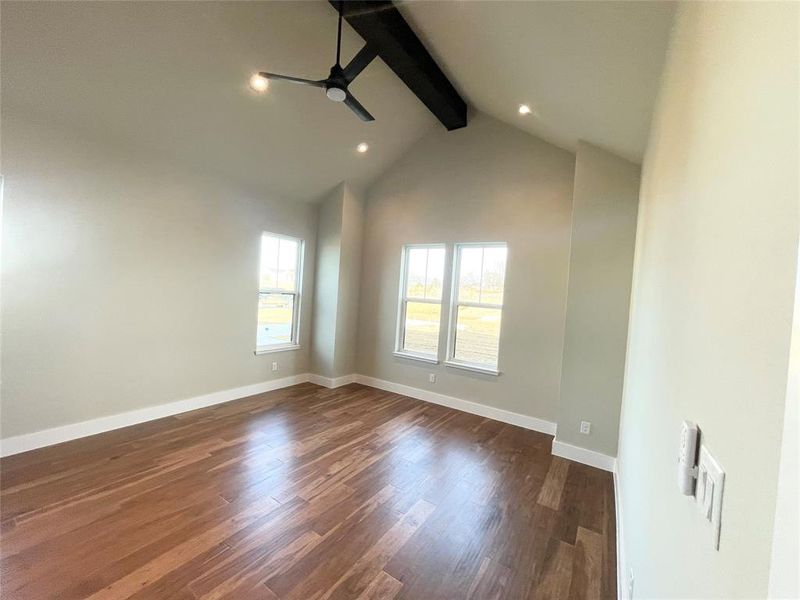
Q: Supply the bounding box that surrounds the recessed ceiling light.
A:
[249,73,269,93]
[357,142,369,153]
[518,104,532,115]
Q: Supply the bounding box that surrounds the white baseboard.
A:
[353,374,556,435]
[1,370,614,486]
[614,462,628,600]
[308,373,356,389]
[551,439,616,472]
[0,373,312,457]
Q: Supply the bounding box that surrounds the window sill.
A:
[444,360,500,376]
[254,344,301,355]
[392,351,439,365]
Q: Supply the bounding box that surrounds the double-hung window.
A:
[256,233,303,353]
[394,242,508,374]
[395,245,446,362]
[446,243,507,373]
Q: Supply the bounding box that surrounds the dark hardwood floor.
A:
[0,382,616,599]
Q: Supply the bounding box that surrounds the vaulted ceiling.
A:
[2,1,675,202]
[1,1,436,202]
[399,0,676,163]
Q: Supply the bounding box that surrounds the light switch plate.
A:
[696,445,725,549]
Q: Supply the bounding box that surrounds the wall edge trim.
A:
[308,373,357,388]
[551,438,616,472]
[0,373,313,457]
[353,373,557,435]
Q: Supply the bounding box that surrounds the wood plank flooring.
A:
[0,382,616,599]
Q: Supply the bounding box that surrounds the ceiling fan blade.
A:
[343,92,374,121]
[342,44,378,83]
[259,72,325,87]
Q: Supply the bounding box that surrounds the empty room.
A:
[1,1,797,599]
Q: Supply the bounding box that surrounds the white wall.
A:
[357,113,575,422]
[617,2,799,598]
[1,110,317,439]
[556,141,640,457]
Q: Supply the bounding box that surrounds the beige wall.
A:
[1,111,317,439]
[556,141,640,456]
[333,185,364,377]
[769,252,799,599]
[617,2,799,598]
[310,182,364,379]
[310,186,343,378]
[357,113,575,421]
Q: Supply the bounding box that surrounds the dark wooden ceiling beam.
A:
[330,0,467,131]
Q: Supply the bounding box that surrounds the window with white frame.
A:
[395,245,446,360]
[447,243,507,372]
[256,233,303,352]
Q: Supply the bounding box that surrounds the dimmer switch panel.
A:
[696,445,725,550]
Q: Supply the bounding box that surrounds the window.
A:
[446,243,507,373]
[394,242,508,375]
[395,245,446,361]
[256,233,303,352]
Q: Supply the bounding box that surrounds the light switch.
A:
[696,445,725,550]
[702,478,714,520]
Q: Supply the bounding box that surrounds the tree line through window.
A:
[396,243,508,372]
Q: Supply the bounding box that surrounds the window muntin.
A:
[257,233,303,351]
[448,243,507,371]
[396,245,446,359]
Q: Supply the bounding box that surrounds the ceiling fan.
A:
[257,1,378,121]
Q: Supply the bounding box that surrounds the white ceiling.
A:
[2,1,675,202]
[399,0,676,163]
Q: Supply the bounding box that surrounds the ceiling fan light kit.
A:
[326,87,347,102]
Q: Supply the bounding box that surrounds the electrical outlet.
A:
[628,568,635,599]
[580,421,591,435]
[429,373,436,383]
[271,361,278,372]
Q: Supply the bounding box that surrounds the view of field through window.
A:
[257,235,300,348]
[399,244,507,368]
[453,245,507,367]
[401,246,444,355]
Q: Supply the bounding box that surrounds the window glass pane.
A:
[259,235,279,290]
[424,247,445,300]
[257,293,295,347]
[405,248,427,298]
[481,246,507,305]
[402,301,441,356]
[453,306,502,367]
[457,247,483,302]
[277,238,298,291]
